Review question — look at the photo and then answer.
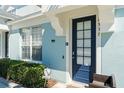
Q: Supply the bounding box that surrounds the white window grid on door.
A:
[76,20,92,66]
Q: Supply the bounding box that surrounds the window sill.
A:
[21,59,42,64]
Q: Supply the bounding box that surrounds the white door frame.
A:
[66,14,102,83]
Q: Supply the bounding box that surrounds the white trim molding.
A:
[0,24,9,31]
[46,13,64,36]
[97,5,115,33]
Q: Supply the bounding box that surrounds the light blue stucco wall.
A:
[42,23,66,82]
[102,8,124,87]
[9,23,66,82]
[115,8,124,17]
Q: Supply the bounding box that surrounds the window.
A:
[32,27,42,61]
[21,26,42,61]
[21,28,30,59]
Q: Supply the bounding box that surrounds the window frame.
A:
[31,25,42,61]
[20,25,42,62]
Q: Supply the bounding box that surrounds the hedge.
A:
[0,58,10,78]
[0,58,46,88]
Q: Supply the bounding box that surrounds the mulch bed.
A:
[46,79,57,88]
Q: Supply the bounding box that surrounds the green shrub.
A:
[8,64,28,82]
[22,67,45,88]
[0,58,46,88]
[0,58,10,78]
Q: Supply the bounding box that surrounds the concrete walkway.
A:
[51,81,88,88]
[0,77,23,88]
[0,77,88,88]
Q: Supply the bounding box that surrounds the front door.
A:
[72,15,96,83]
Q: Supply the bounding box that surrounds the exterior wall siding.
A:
[9,6,99,83]
[9,29,21,60]
[42,23,66,82]
[102,8,124,87]
[0,32,6,58]
[9,22,66,82]
[57,5,100,82]
[6,6,124,87]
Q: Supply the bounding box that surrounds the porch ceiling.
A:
[45,5,87,36]
[7,5,88,36]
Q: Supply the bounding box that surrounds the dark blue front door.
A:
[72,15,96,84]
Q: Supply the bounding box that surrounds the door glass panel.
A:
[77,40,83,47]
[77,57,83,64]
[77,22,83,30]
[84,57,91,66]
[84,39,91,47]
[77,31,83,39]
[74,19,94,67]
[77,48,83,56]
[84,30,91,38]
[84,21,91,30]
[84,48,91,56]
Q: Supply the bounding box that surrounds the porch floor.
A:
[0,77,88,88]
[48,80,88,88]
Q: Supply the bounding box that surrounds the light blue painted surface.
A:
[101,32,113,47]
[42,23,66,81]
[115,8,124,17]
[115,8,124,32]
[0,83,8,88]
[9,23,66,82]
[102,8,124,87]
